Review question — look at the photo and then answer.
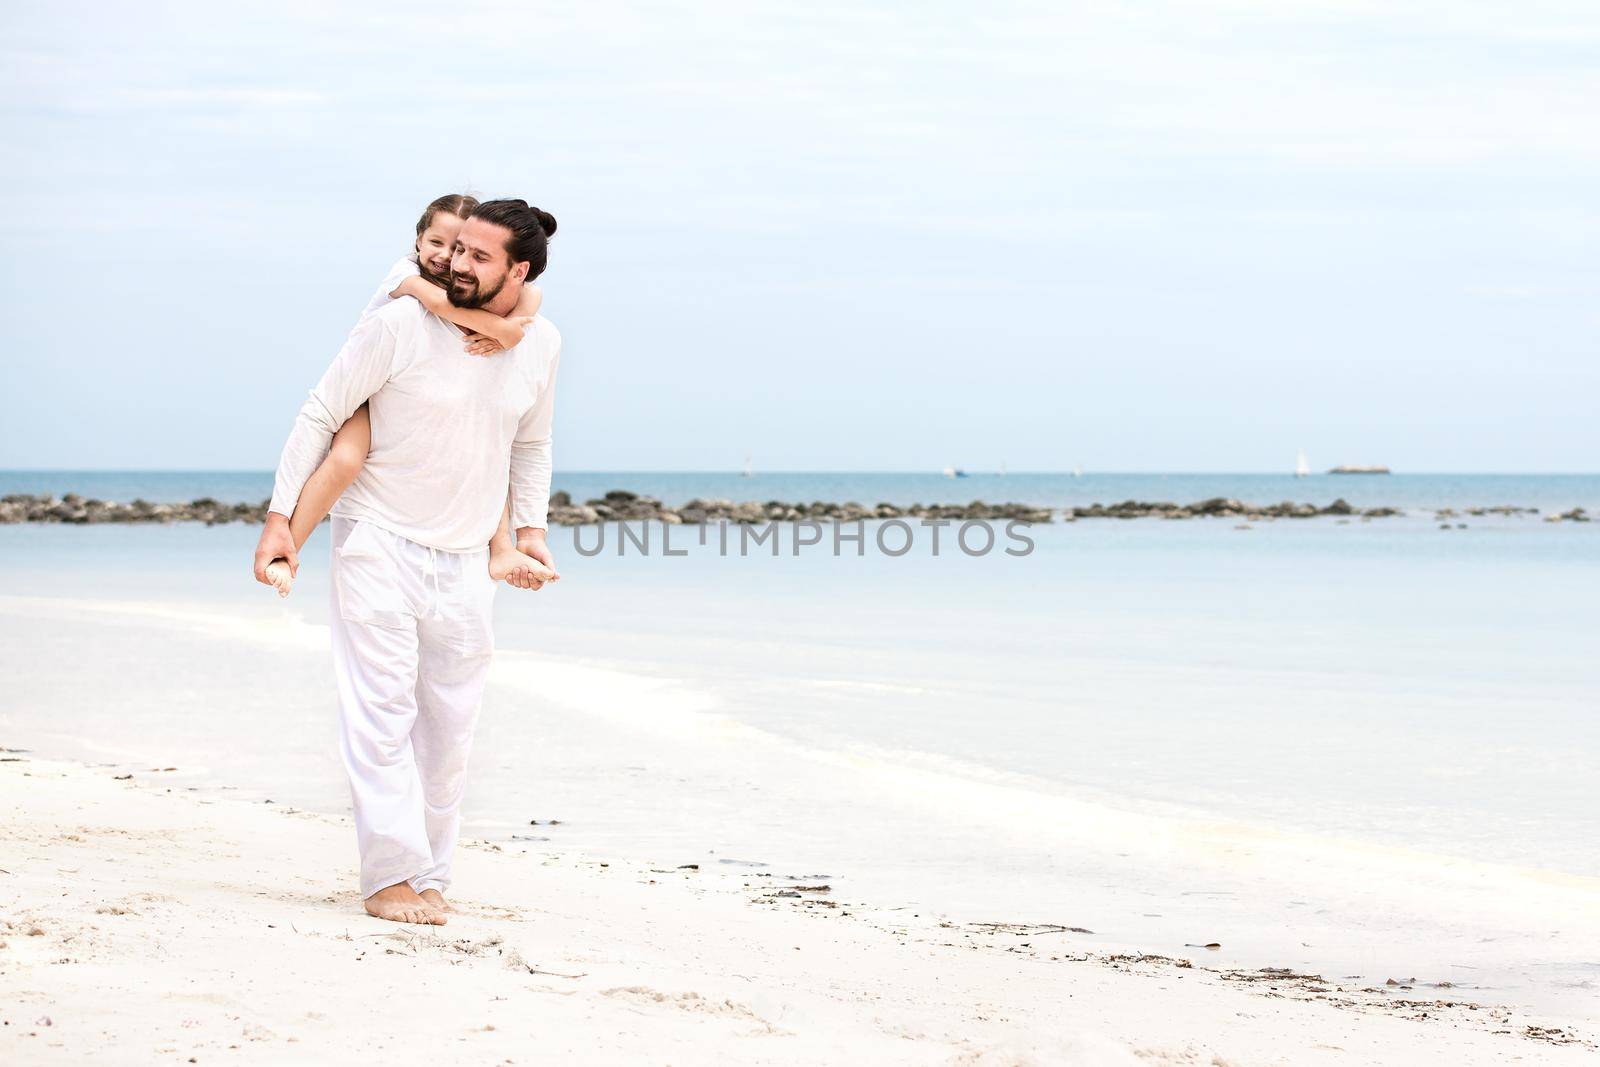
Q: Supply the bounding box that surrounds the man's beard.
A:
[448,272,506,310]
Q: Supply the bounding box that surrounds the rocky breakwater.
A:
[1065,497,1397,521]
[0,493,266,525]
[544,490,1056,525]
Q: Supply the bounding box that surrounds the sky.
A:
[2,0,1597,473]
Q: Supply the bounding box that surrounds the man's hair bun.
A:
[469,198,558,279]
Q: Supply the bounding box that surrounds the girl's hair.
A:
[415,193,480,236]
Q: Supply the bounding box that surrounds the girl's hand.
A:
[463,315,535,357]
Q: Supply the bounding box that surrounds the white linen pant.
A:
[328,516,496,899]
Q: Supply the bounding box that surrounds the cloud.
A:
[3,0,1599,469]
[115,87,327,108]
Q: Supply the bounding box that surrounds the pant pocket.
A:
[335,524,411,629]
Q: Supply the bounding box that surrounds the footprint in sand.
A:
[599,985,782,1034]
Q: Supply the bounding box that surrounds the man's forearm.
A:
[267,394,340,518]
[508,345,559,532]
[508,437,553,531]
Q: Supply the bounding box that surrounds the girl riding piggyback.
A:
[261,193,556,596]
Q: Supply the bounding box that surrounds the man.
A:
[253,199,561,925]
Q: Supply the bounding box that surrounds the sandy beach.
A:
[3,756,1592,1065]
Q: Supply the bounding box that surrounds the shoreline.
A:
[3,754,1594,1065]
[1,491,1592,526]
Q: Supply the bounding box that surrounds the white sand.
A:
[2,759,1592,1065]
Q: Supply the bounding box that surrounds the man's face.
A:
[449,218,523,309]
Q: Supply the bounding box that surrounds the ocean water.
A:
[1,472,1597,1021]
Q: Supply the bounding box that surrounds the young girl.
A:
[263,193,558,597]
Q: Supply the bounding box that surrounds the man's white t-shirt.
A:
[268,272,560,549]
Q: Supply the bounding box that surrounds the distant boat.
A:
[998,461,1007,476]
[942,466,968,479]
[741,453,753,478]
[1072,465,1084,478]
[1295,450,1311,478]
[1329,464,1391,475]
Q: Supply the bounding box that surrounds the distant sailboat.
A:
[1295,450,1310,478]
[999,460,1007,476]
[1072,464,1084,478]
[741,453,753,478]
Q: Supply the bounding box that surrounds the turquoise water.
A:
[3,469,1597,513]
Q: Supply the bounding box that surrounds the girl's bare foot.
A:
[489,545,557,587]
[418,888,454,912]
[364,882,446,925]
[263,558,294,598]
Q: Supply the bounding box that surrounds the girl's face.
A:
[416,214,464,281]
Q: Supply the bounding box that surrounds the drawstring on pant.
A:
[423,545,444,620]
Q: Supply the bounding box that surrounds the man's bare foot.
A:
[489,545,557,588]
[364,882,446,925]
[263,557,294,598]
[417,888,455,912]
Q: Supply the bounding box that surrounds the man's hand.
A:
[515,527,559,582]
[253,513,299,586]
